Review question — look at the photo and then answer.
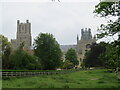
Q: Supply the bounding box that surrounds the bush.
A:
[62,60,74,69]
[9,46,41,70]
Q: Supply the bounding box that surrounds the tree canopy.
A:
[94,1,120,38]
[94,0,120,70]
[0,35,12,69]
[83,42,107,67]
[33,33,62,70]
[9,43,41,70]
[65,48,79,66]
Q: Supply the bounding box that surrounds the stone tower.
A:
[11,20,32,50]
[77,28,96,67]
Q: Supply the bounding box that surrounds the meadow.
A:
[2,69,120,88]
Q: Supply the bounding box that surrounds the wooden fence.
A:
[2,70,79,77]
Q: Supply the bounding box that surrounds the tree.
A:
[94,1,120,39]
[94,1,120,46]
[0,34,11,69]
[33,33,62,70]
[94,1,120,70]
[62,60,74,69]
[83,42,107,67]
[9,42,41,70]
[99,42,120,70]
[65,48,79,66]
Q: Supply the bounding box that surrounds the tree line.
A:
[1,33,78,70]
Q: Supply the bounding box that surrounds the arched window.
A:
[86,44,91,48]
[80,58,82,62]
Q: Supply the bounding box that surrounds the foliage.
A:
[9,43,41,70]
[94,1,120,70]
[0,34,12,69]
[100,42,120,70]
[33,33,62,70]
[62,60,74,69]
[94,1,120,38]
[65,48,79,66]
[81,62,85,68]
[83,42,107,67]
[0,35,10,52]
[94,1,119,17]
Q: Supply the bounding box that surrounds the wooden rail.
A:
[2,70,79,77]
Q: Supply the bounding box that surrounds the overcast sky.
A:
[0,0,118,45]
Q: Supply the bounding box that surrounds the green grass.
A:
[0,79,2,89]
[2,69,120,88]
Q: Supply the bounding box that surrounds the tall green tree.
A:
[84,42,107,67]
[94,1,120,70]
[9,43,41,70]
[99,42,120,70]
[65,48,79,66]
[33,33,62,70]
[0,35,11,69]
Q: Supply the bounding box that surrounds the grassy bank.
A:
[2,69,120,88]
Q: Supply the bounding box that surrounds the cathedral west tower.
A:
[11,20,32,50]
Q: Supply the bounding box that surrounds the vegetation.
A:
[83,42,107,67]
[33,33,62,70]
[93,1,120,71]
[62,60,74,69]
[65,48,79,66]
[0,34,12,69]
[0,35,41,70]
[99,42,120,70]
[1,33,63,70]
[9,42,41,70]
[2,69,120,88]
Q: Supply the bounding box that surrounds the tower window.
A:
[86,44,91,48]
[25,25,27,33]
[19,25,21,33]
[20,37,21,41]
[80,58,82,62]
[22,26,24,31]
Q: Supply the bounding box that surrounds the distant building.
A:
[11,20,96,65]
[60,45,77,62]
[60,45,76,53]
[11,20,32,51]
[60,28,96,67]
[77,28,96,67]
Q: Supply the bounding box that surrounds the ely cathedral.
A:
[11,20,96,67]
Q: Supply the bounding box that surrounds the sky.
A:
[0,0,118,45]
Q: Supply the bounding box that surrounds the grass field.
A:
[2,69,120,88]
